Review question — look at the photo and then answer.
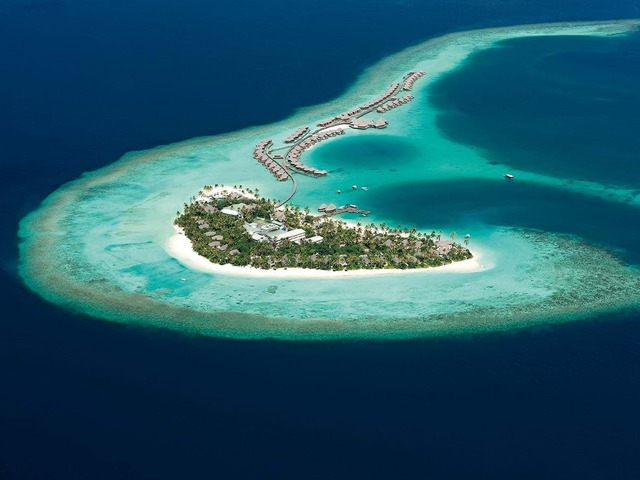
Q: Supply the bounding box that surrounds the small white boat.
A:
[361,186,369,191]
[352,185,358,190]
[337,189,342,194]
[505,174,514,180]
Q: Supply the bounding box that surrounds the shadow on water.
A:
[310,135,421,170]
[371,178,640,263]
[428,33,640,186]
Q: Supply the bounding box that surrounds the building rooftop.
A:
[220,208,240,216]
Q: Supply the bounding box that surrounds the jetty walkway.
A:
[275,158,298,208]
[252,70,426,209]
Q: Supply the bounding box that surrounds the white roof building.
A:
[273,228,306,243]
[220,208,240,216]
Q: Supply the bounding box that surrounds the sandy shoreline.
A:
[19,19,640,340]
[166,225,486,278]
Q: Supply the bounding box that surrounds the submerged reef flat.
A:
[19,19,640,340]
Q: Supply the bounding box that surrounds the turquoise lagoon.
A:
[19,21,640,340]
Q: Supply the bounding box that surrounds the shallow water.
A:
[6,2,640,477]
[429,33,640,186]
[18,20,640,340]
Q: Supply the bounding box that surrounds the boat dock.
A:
[318,203,370,217]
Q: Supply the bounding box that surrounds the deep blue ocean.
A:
[2,1,640,478]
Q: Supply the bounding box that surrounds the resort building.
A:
[402,70,426,91]
[376,94,414,113]
[253,138,289,182]
[436,240,454,255]
[220,208,240,216]
[349,118,388,130]
[284,126,310,143]
[325,203,337,213]
[251,72,428,203]
[273,228,306,243]
[220,203,247,216]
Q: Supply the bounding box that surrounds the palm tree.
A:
[450,231,457,242]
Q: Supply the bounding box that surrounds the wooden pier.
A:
[318,203,370,217]
[253,70,426,207]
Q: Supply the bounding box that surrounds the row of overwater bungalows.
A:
[402,71,426,91]
[376,94,414,113]
[253,139,288,181]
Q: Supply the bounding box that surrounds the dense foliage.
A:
[175,187,472,271]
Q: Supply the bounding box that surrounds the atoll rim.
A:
[18,19,640,340]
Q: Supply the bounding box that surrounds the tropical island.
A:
[18,20,640,340]
[175,186,472,272]
[252,71,425,206]
[174,70,473,274]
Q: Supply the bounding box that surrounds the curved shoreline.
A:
[18,18,640,340]
[167,226,486,278]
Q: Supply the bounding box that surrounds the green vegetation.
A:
[175,187,472,271]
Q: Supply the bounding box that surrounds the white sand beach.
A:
[166,225,485,278]
[19,19,640,340]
